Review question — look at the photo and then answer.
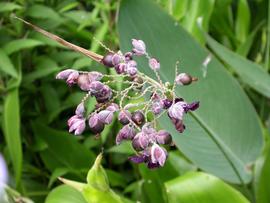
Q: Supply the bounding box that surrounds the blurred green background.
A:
[0,0,270,203]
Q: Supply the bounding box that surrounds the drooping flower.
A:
[131,111,145,126]
[77,72,103,91]
[118,110,132,125]
[89,81,112,103]
[115,63,127,74]
[112,54,122,66]
[88,113,104,134]
[68,115,86,135]
[175,73,193,86]
[56,69,79,86]
[126,60,137,76]
[170,117,185,133]
[156,130,172,145]
[116,125,136,145]
[149,58,160,70]
[150,143,167,167]
[56,69,76,80]
[102,53,114,67]
[129,144,168,169]
[97,110,114,124]
[152,99,164,115]
[132,132,150,151]
[132,39,146,56]
[168,101,185,120]
[75,102,85,117]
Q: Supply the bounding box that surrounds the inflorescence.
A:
[56,39,199,169]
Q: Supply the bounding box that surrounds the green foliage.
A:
[165,172,249,203]
[0,0,269,202]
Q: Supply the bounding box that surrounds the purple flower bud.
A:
[156,130,172,145]
[56,69,76,80]
[175,73,193,85]
[68,115,86,135]
[89,113,105,134]
[184,101,200,112]
[152,100,163,115]
[95,85,112,103]
[142,123,156,135]
[131,111,145,126]
[132,132,149,151]
[132,39,146,56]
[168,102,185,120]
[126,60,137,76]
[150,144,167,167]
[162,99,173,109]
[66,71,79,85]
[102,53,114,67]
[112,54,122,66]
[149,58,160,70]
[115,63,127,74]
[126,66,137,76]
[106,103,119,112]
[0,154,8,192]
[89,81,105,94]
[116,125,136,145]
[98,110,114,124]
[124,52,133,61]
[75,102,85,116]
[170,117,185,133]
[128,154,147,164]
[118,110,132,125]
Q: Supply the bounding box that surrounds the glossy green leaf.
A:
[0,49,18,77]
[45,185,87,203]
[3,88,22,186]
[207,35,270,98]
[118,0,262,183]
[165,172,250,203]
[32,122,95,172]
[3,39,44,55]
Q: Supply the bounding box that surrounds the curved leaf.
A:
[45,185,87,203]
[118,0,263,183]
[165,172,250,203]
[0,49,17,77]
[207,35,270,98]
[3,88,22,186]
[3,39,44,55]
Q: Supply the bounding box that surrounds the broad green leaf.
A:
[32,122,95,172]
[45,185,87,203]
[235,0,250,45]
[3,39,44,55]
[118,0,263,183]
[3,88,22,186]
[256,144,270,203]
[0,49,18,77]
[165,172,250,203]
[207,35,270,98]
[0,2,22,13]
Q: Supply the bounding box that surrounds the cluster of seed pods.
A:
[56,39,199,169]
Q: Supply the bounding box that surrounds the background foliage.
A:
[0,0,269,202]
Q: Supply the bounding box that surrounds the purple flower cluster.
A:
[56,38,199,169]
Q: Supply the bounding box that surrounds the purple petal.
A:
[128,155,146,164]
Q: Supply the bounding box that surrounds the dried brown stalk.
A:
[13,16,103,63]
